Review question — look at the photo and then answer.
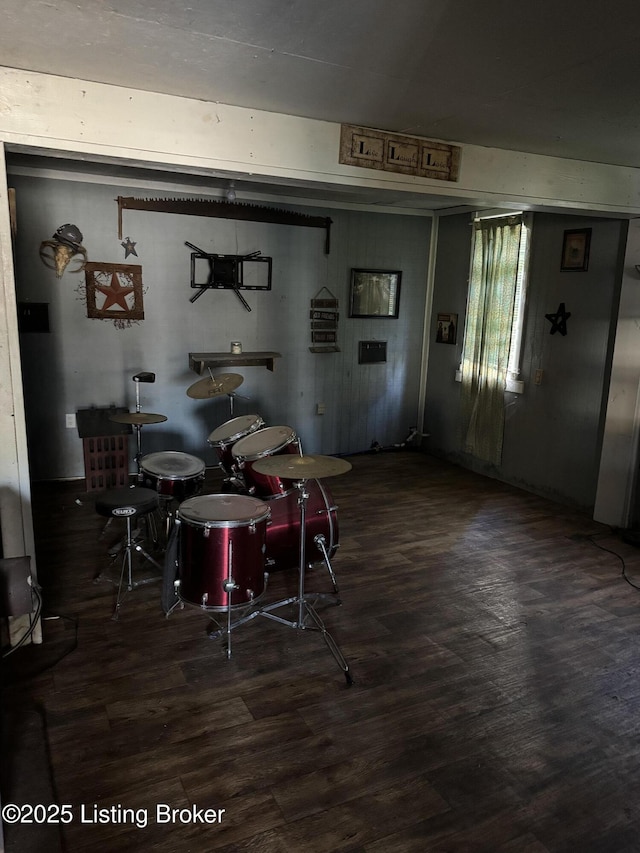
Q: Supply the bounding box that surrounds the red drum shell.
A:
[231,425,301,497]
[207,414,265,476]
[176,494,270,610]
[140,451,205,501]
[265,479,339,571]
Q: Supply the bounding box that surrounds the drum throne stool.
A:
[94,486,162,619]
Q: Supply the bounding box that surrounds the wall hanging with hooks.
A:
[310,286,340,353]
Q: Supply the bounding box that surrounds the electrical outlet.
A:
[534,369,543,386]
[65,413,76,429]
[316,403,326,415]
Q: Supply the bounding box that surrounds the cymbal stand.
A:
[133,424,144,482]
[132,371,155,480]
[210,478,353,685]
[226,390,252,418]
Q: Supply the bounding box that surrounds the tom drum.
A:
[231,425,301,497]
[207,414,265,475]
[176,493,270,610]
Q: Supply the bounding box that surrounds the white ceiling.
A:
[5,0,640,209]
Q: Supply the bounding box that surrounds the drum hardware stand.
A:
[98,512,163,620]
[152,495,181,551]
[313,533,340,599]
[174,572,269,626]
[222,474,250,495]
[223,575,237,658]
[224,387,251,418]
[209,477,353,685]
[112,515,162,620]
[220,540,243,659]
[265,531,340,602]
[228,393,235,417]
[132,371,155,480]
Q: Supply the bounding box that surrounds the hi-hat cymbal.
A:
[187,373,244,399]
[252,454,352,480]
[109,411,168,425]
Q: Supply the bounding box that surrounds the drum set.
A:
[107,370,353,684]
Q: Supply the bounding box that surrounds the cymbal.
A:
[187,373,244,399]
[251,454,352,480]
[109,411,168,425]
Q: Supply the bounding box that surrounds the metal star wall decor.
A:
[84,262,144,325]
[545,302,571,336]
[121,236,138,258]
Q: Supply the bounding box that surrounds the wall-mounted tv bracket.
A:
[185,242,273,311]
[117,196,332,253]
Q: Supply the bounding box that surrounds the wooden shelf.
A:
[189,351,282,374]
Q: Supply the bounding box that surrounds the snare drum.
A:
[207,414,265,475]
[231,425,301,497]
[176,494,270,610]
[140,451,205,502]
[265,479,339,571]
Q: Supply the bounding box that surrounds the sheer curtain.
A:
[461,215,522,465]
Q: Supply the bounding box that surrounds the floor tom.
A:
[176,494,270,610]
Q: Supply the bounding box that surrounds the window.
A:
[460,211,531,391]
[458,211,532,464]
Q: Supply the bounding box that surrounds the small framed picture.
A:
[436,313,458,345]
[561,228,591,272]
[349,269,401,318]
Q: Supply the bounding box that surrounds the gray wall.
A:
[424,211,626,511]
[12,174,431,480]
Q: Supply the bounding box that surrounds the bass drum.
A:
[176,494,270,611]
[264,479,339,571]
[207,414,265,476]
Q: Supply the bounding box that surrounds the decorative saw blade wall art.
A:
[117,196,332,254]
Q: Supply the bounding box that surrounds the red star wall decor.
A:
[85,262,144,321]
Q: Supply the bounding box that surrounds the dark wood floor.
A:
[4,450,640,852]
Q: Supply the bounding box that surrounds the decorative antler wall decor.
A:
[39,223,88,278]
[116,196,333,254]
